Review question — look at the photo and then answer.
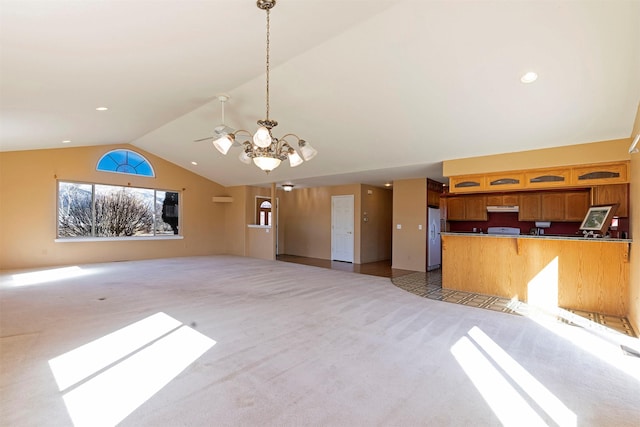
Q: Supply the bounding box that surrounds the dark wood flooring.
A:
[276,254,417,279]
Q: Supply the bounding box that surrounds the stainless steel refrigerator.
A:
[427,207,441,271]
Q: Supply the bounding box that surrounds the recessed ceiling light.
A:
[62,140,71,144]
[520,72,538,83]
[96,107,108,111]
[384,182,392,187]
[191,161,198,165]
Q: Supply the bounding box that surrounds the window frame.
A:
[56,180,182,241]
[96,149,155,177]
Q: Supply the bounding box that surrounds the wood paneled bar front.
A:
[441,233,631,316]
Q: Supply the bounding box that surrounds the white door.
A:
[331,195,354,262]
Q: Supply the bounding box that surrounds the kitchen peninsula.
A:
[441,232,631,316]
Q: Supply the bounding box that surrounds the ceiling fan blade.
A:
[194,95,239,144]
[214,125,235,135]
[194,136,213,142]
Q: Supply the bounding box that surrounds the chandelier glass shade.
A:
[211,0,317,173]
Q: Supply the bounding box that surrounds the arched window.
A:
[257,199,272,226]
[97,149,155,177]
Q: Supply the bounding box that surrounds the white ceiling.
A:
[1,0,639,188]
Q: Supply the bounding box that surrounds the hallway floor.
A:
[276,255,637,338]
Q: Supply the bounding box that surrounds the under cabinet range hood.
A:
[486,205,519,213]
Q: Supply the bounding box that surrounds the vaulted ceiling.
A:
[1,0,638,188]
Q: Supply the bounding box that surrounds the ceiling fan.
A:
[194,94,239,143]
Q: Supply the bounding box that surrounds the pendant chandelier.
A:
[212,0,317,173]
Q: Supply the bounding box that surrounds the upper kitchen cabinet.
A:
[519,193,541,221]
[485,173,525,192]
[570,162,629,185]
[564,191,590,221]
[525,168,570,189]
[446,161,629,194]
[541,193,565,221]
[592,184,629,217]
[486,194,519,206]
[446,196,487,221]
[519,191,589,222]
[541,191,589,222]
[427,179,444,208]
[449,175,485,193]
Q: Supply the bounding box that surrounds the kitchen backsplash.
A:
[447,212,629,237]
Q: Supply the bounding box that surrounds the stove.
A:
[487,226,521,235]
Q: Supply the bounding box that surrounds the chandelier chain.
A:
[265,8,270,121]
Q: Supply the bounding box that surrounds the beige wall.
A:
[628,104,640,333]
[221,185,274,259]
[443,138,631,177]
[247,226,274,260]
[360,185,393,263]
[0,144,227,270]
[392,178,427,272]
[221,186,248,256]
[279,184,363,263]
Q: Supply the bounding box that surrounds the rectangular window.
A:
[57,182,180,238]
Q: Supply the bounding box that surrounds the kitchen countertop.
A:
[441,231,632,243]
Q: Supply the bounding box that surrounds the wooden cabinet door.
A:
[519,193,541,221]
[449,175,485,193]
[503,194,519,205]
[427,190,440,208]
[447,197,466,221]
[565,192,589,221]
[593,184,628,217]
[571,162,629,185]
[486,195,503,206]
[486,194,518,206]
[541,193,565,221]
[525,168,569,188]
[465,196,488,220]
[485,173,524,192]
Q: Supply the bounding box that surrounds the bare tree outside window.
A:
[94,186,154,237]
[58,183,93,237]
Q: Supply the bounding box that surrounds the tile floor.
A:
[392,269,638,338]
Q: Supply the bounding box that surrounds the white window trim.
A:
[55,235,183,243]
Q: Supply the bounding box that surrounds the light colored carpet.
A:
[1,255,639,426]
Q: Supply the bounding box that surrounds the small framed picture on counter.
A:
[579,204,617,234]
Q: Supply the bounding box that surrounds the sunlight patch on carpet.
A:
[452,333,550,426]
[468,326,576,427]
[49,312,215,427]
[7,266,90,287]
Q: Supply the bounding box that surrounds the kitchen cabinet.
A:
[447,197,465,220]
[518,193,541,221]
[519,191,588,222]
[486,194,519,206]
[564,191,589,221]
[449,175,484,193]
[592,184,628,217]
[570,162,629,185]
[541,193,565,221]
[446,196,487,221]
[447,161,629,194]
[485,173,525,192]
[540,191,589,222]
[525,168,569,188]
[427,179,444,208]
